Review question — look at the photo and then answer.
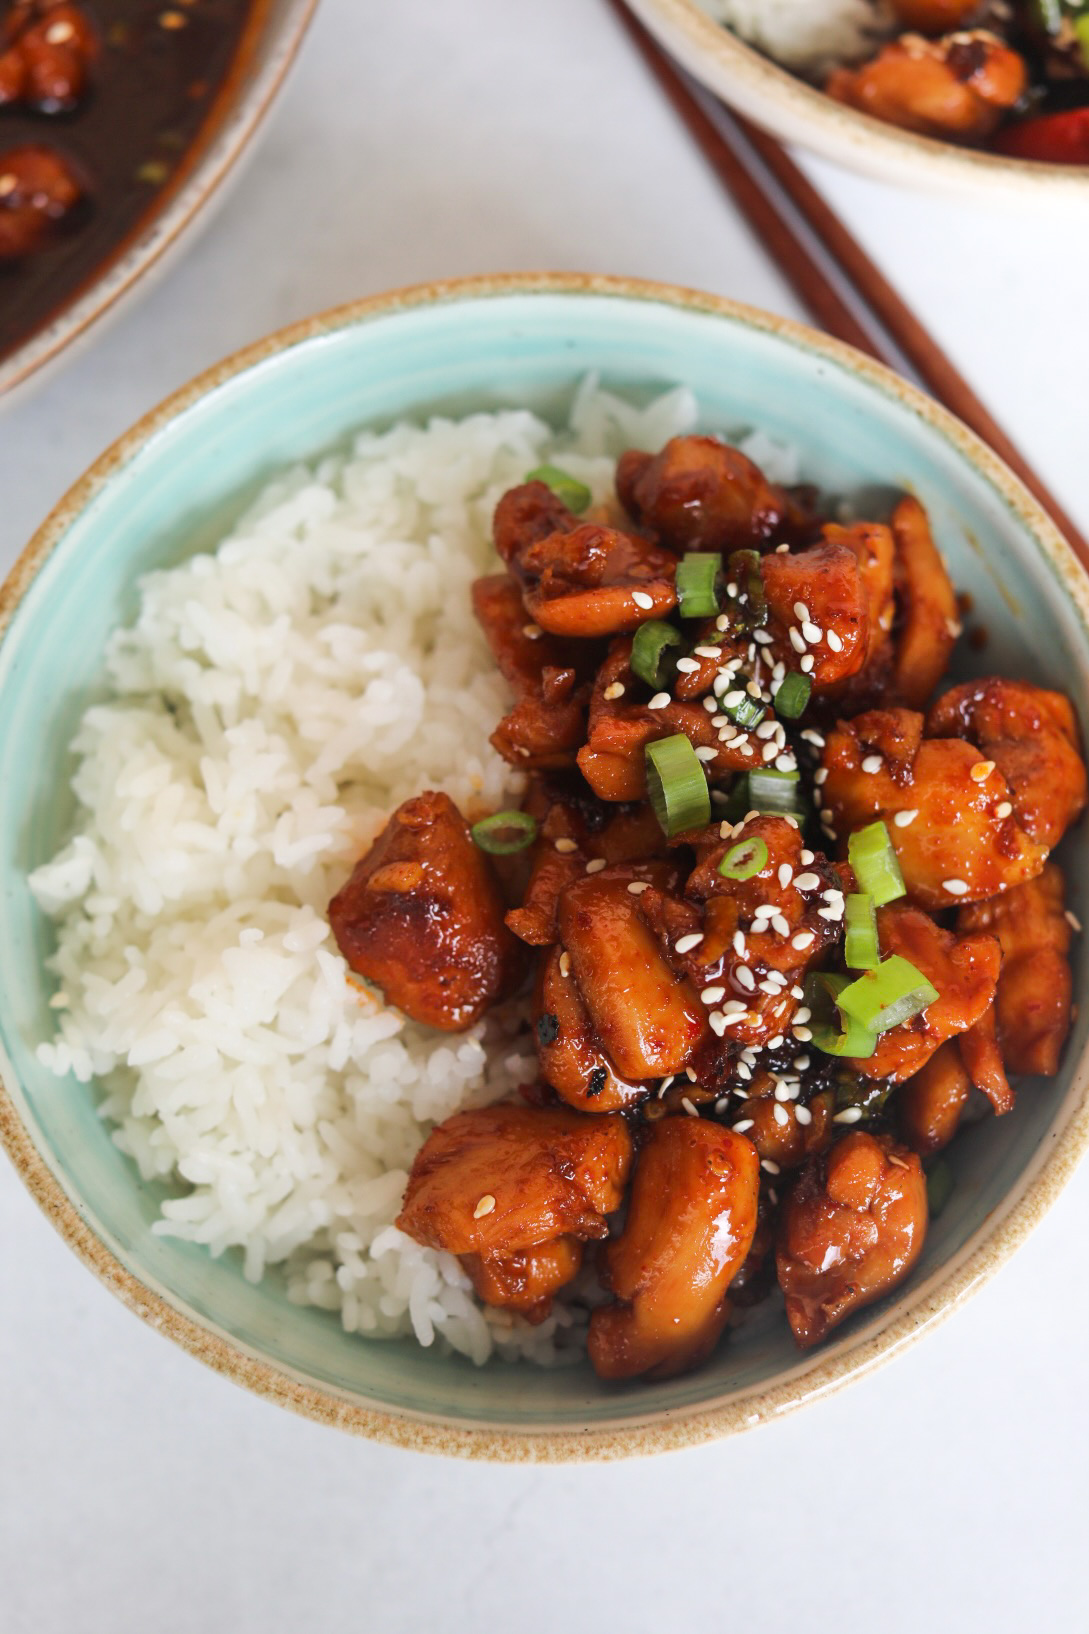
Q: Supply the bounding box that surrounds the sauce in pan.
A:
[1,0,258,367]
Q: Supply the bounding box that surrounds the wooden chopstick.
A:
[608,0,1089,569]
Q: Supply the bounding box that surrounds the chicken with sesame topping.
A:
[826,30,1027,143]
[615,435,811,554]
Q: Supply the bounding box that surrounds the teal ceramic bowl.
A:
[2,273,1087,1460]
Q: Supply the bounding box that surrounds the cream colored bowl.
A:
[625,0,1089,197]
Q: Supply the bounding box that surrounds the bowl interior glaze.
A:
[1,279,1087,1456]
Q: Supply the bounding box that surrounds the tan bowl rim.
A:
[624,0,1089,195]
[2,270,1088,1462]
[0,0,321,400]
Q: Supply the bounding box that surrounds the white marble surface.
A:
[1,3,1087,1629]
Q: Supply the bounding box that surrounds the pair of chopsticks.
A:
[608,0,1089,570]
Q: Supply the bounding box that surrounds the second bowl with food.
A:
[1,272,1087,1459]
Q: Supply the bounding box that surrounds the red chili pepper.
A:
[992,106,1089,165]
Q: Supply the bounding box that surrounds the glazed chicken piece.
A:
[826,31,1026,144]
[397,1100,633,1256]
[927,678,1087,852]
[494,482,678,638]
[818,520,897,709]
[956,1004,1013,1113]
[888,496,958,708]
[588,1119,760,1380]
[0,143,82,260]
[616,435,806,554]
[898,1040,972,1157]
[0,3,97,112]
[776,1132,928,1349]
[471,574,591,769]
[734,1077,835,1170]
[577,637,773,802]
[328,791,524,1031]
[844,903,1000,1082]
[557,864,711,1079]
[958,864,1074,1076]
[820,706,1047,909]
[462,1236,583,1323]
[534,941,652,1113]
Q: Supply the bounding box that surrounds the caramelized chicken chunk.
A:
[845,903,1000,1082]
[0,143,81,260]
[820,706,1047,908]
[760,536,870,690]
[777,1132,928,1348]
[558,865,711,1079]
[534,943,649,1112]
[493,479,577,570]
[958,865,1074,1076]
[956,1004,1013,1113]
[462,1236,583,1323]
[328,792,524,1031]
[397,1101,633,1256]
[588,1120,760,1380]
[736,1077,835,1170]
[616,435,804,554]
[826,31,1026,143]
[889,496,958,708]
[927,678,1087,852]
[472,574,590,768]
[0,3,97,112]
[898,1041,972,1157]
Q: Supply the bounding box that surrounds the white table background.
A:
[1,3,1087,1629]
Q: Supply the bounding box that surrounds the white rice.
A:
[700,0,893,75]
[30,381,798,1367]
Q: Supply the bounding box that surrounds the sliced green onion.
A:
[844,893,879,971]
[748,767,805,818]
[848,820,906,907]
[718,836,769,881]
[926,1157,953,1219]
[836,954,939,1034]
[675,552,723,619]
[804,972,877,1060]
[525,464,591,515]
[470,810,538,854]
[728,548,767,628]
[646,734,711,838]
[774,672,812,720]
[631,620,684,690]
[720,676,766,731]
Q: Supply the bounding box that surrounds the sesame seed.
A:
[737,1062,752,1081]
[703,696,718,714]
[753,903,778,919]
[46,18,77,42]
[736,966,756,991]
[715,614,730,632]
[775,756,797,774]
[675,932,704,954]
[681,1097,699,1118]
[793,1056,810,1071]
[733,733,751,751]
[793,1025,813,1041]
[714,716,733,731]
[817,904,844,921]
[822,888,843,902]
[971,759,996,782]
[659,1075,675,1093]
[996,801,1013,819]
[715,1097,730,1114]
[793,602,810,622]
[746,681,762,698]
[799,654,815,673]
[774,1080,793,1102]
[893,809,918,828]
[523,623,542,640]
[733,930,748,957]
[772,914,791,937]
[559,951,571,977]
[585,858,606,874]
[788,627,807,654]
[554,837,578,853]
[794,872,820,891]
[833,1107,863,1125]
[648,692,670,710]
[802,621,822,644]
[776,543,790,554]
[759,980,780,996]
[756,720,778,740]
[701,985,726,1004]
[813,768,828,786]
[761,1159,781,1175]
[762,741,778,763]
[632,591,654,610]
[694,645,721,659]
[826,631,843,653]
[724,998,748,1014]
[603,681,625,701]
[791,931,815,951]
[793,1004,810,1020]
[767,1034,786,1049]
[861,754,883,774]
[946,617,963,639]
[708,1010,728,1036]
[627,881,650,895]
[473,1194,496,1218]
[773,1104,789,1126]
[1065,910,1082,933]
[686,1068,698,1081]
[695,746,719,764]
[675,656,700,674]
[778,863,794,889]
[942,879,969,896]
[733,1118,755,1133]
[800,850,815,865]
[795,1105,813,1126]
[754,629,774,644]
[722,690,745,708]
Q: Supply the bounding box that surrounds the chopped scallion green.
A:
[630,620,684,690]
[470,810,539,854]
[728,548,767,628]
[836,954,939,1034]
[844,893,879,970]
[718,836,769,881]
[646,734,711,838]
[720,677,766,731]
[675,552,723,618]
[524,464,591,514]
[774,672,812,720]
[848,820,906,906]
[747,767,806,818]
[804,972,877,1060]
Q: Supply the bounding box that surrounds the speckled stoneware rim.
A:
[2,272,1088,1462]
[623,0,1089,198]
[0,0,320,401]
